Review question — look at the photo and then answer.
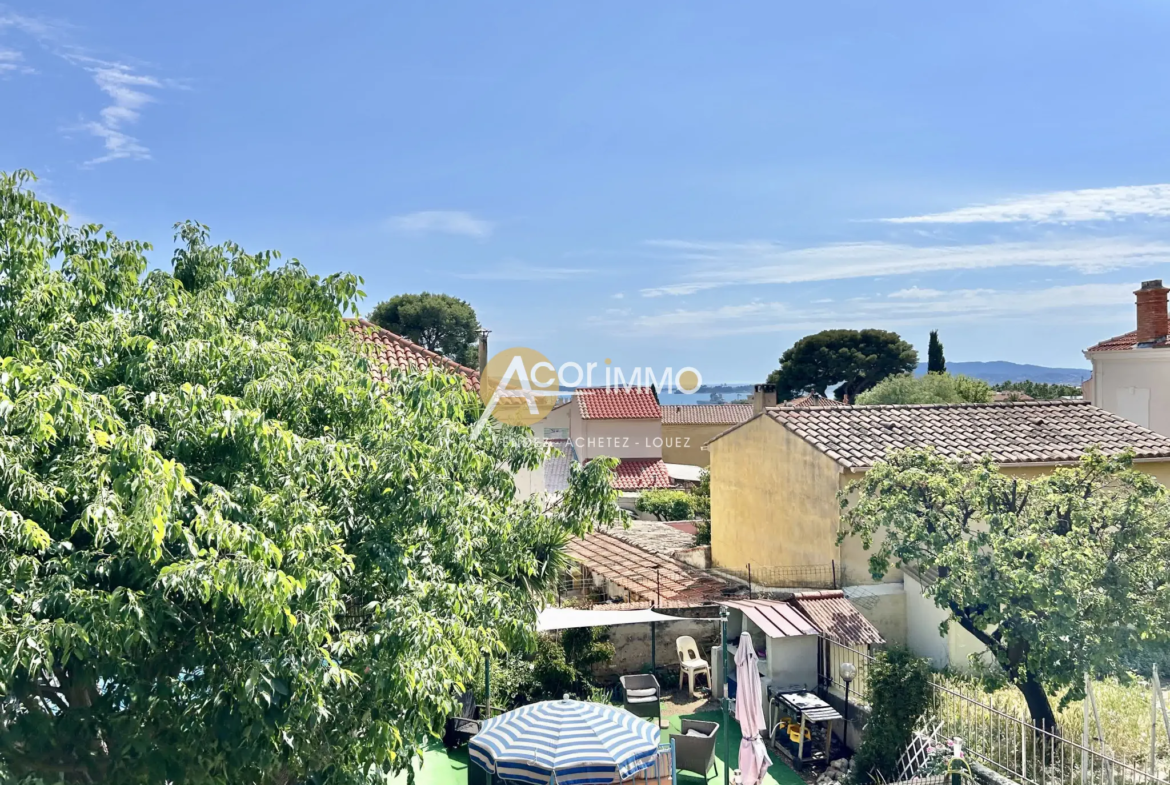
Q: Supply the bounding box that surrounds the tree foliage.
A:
[927,330,946,374]
[993,380,1083,400]
[368,292,481,367]
[689,470,711,546]
[853,647,932,782]
[855,372,993,405]
[767,329,917,402]
[839,447,1170,728]
[634,489,696,522]
[0,171,623,784]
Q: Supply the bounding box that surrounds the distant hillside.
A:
[915,361,1090,385]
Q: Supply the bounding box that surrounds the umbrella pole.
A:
[721,607,730,785]
[485,654,492,719]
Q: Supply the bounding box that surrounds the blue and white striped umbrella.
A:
[468,699,660,785]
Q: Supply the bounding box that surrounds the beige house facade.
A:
[707,400,1170,667]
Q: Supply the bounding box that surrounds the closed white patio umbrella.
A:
[735,632,772,785]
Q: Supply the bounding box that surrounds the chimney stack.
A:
[1134,280,1169,344]
[477,329,490,374]
[752,383,778,414]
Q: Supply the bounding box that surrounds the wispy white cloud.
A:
[79,63,165,164]
[639,238,1170,296]
[1,12,176,165]
[883,184,1170,224]
[457,261,592,281]
[386,210,494,238]
[888,286,947,299]
[0,46,33,75]
[607,283,1136,338]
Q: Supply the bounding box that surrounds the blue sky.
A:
[4,2,1170,383]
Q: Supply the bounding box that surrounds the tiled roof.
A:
[992,391,1034,402]
[609,458,673,490]
[661,404,754,425]
[784,394,850,408]
[1085,328,1170,352]
[565,531,728,603]
[789,590,884,645]
[576,387,661,419]
[346,319,480,391]
[600,519,696,558]
[765,400,1170,469]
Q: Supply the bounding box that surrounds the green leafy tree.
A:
[767,329,917,402]
[635,489,696,521]
[839,447,1170,728]
[0,171,623,784]
[927,330,946,374]
[853,647,932,782]
[368,292,481,366]
[993,380,1083,400]
[689,470,711,545]
[855,373,993,405]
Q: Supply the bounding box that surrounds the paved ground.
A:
[396,694,804,785]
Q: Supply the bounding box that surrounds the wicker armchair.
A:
[670,719,720,783]
[619,673,662,727]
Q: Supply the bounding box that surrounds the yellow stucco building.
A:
[660,403,753,466]
[707,399,1170,663]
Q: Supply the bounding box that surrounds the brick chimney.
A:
[1134,280,1169,344]
[752,383,778,414]
[477,329,490,374]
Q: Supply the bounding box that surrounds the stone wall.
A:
[590,605,722,682]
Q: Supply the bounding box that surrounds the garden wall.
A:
[591,605,722,682]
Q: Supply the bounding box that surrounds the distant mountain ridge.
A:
[915,361,1090,385]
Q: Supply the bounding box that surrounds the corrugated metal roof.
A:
[719,598,818,639]
[788,590,884,645]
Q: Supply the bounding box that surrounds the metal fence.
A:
[555,560,847,608]
[821,639,1170,785]
[714,562,844,591]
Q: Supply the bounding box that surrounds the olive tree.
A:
[840,447,1170,729]
[0,171,622,784]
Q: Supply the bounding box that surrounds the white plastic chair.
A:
[676,635,711,696]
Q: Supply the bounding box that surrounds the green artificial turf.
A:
[398,709,804,785]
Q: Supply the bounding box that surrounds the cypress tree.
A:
[927,330,946,374]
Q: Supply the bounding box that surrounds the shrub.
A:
[509,628,616,704]
[636,489,696,521]
[856,372,993,405]
[853,647,932,782]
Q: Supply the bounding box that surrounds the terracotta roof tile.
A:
[346,319,480,391]
[789,590,884,645]
[661,403,754,425]
[576,387,661,419]
[1086,328,1170,352]
[565,531,728,603]
[764,400,1170,469]
[784,394,851,408]
[608,458,673,490]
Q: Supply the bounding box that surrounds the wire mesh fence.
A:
[821,639,1170,785]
